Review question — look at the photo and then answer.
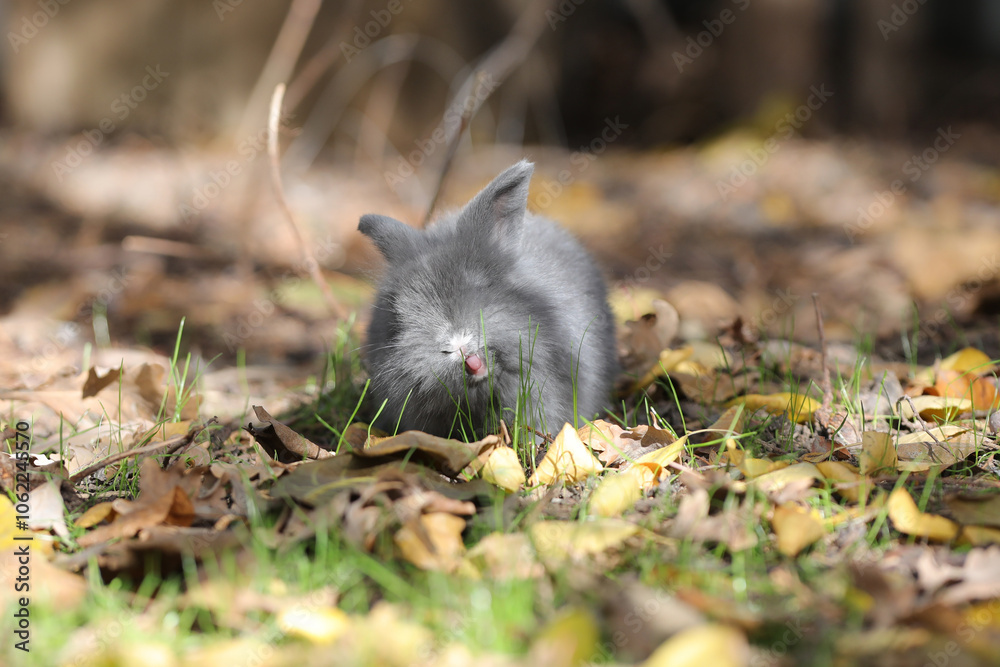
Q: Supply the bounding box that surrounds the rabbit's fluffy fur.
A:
[359,160,616,439]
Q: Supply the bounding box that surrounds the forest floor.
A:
[2,130,1000,666]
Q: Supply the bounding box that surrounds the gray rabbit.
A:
[359,160,617,441]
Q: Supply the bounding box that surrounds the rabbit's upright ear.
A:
[465,160,533,239]
[359,214,418,263]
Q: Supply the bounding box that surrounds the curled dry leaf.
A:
[816,460,871,503]
[751,462,821,494]
[898,395,974,422]
[529,423,603,486]
[887,488,959,541]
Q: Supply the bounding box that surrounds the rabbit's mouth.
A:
[462,349,489,382]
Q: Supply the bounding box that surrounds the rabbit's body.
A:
[360,161,616,440]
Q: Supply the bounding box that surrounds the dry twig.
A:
[267,84,345,320]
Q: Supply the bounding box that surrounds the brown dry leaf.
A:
[358,430,498,478]
[727,392,820,424]
[480,446,525,492]
[529,519,641,565]
[77,458,196,547]
[81,366,122,398]
[945,493,1000,528]
[640,623,749,667]
[248,404,332,462]
[859,431,898,476]
[577,419,627,464]
[895,428,981,471]
[887,488,959,541]
[772,503,825,557]
[936,547,1000,606]
[668,488,759,551]
[74,501,117,529]
[529,423,604,486]
[395,512,468,571]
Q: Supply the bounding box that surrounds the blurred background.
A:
[2,0,1000,378]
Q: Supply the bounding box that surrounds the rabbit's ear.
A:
[359,214,418,262]
[465,160,533,239]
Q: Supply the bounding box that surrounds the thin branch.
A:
[236,0,323,143]
[69,432,196,484]
[421,0,556,226]
[268,84,346,320]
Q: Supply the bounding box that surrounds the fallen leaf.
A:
[772,503,825,556]
[859,431,897,476]
[480,446,525,492]
[529,519,640,565]
[277,605,350,644]
[394,512,467,571]
[529,424,604,486]
[529,607,600,667]
[640,623,749,667]
[751,462,821,494]
[816,460,871,503]
[887,488,959,541]
[898,395,973,421]
[946,493,1000,528]
[589,469,645,517]
[727,392,819,424]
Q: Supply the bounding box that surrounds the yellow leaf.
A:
[530,608,600,667]
[641,624,749,667]
[751,462,821,494]
[277,606,350,644]
[706,406,746,434]
[772,504,825,556]
[958,525,1000,547]
[739,458,789,479]
[529,423,604,486]
[529,519,640,565]
[859,431,897,476]
[634,435,688,467]
[940,347,994,373]
[631,346,697,392]
[394,513,467,571]
[728,392,819,423]
[816,460,871,503]
[589,469,644,517]
[899,395,974,421]
[481,446,525,492]
[887,488,959,541]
